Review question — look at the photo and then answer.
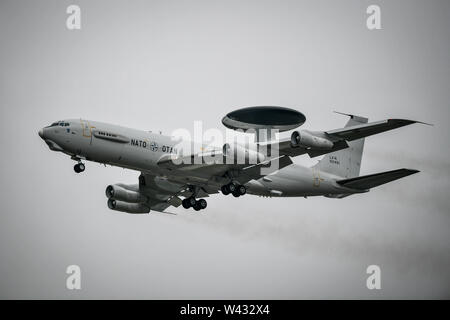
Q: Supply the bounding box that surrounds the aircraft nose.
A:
[38,128,44,139]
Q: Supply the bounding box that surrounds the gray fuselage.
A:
[39,119,355,198]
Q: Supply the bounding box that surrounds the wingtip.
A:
[388,119,434,126]
[403,168,420,174]
[416,121,434,126]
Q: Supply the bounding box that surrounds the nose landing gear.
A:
[71,156,85,173]
[74,162,85,173]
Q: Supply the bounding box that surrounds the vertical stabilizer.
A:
[313,113,368,178]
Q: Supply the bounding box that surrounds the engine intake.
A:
[105,184,148,203]
[290,130,334,150]
[107,199,150,214]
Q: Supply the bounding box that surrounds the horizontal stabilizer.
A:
[336,168,419,190]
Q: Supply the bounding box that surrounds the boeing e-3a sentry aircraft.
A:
[38,106,425,214]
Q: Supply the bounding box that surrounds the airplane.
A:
[38,106,426,214]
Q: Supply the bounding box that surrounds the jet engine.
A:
[222,143,265,164]
[105,184,148,203]
[290,130,334,150]
[107,199,150,214]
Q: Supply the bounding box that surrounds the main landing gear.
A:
[74,162,85,173]
[182,197,207,211]
[221,182,246,197]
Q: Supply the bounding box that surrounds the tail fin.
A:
[313,113,368,178]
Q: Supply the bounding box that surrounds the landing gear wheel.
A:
[74,163,85,173]
[228,183,237,193]
[238,185,246,196]
[193,203,201,211]
[221,185,230,195]
[232,191,240,197]
[182,198,191,209]
[198,199,207,209]
[188,197,197,207]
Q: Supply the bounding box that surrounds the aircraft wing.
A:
[276,118,426,158]
[157,152,293,186]
[325,119,425,141]
[233,155,293,184]
[136,155,294,213]
[277,139,349,158]
[137,173,189,213]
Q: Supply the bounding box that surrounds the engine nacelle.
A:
[105,185,148,203]
[107,199,150,214]
[290,130,334,150]
[222,143,265,164]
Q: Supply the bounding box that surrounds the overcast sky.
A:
[0,0,449,299]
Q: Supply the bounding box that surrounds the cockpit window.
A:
[46,121,70,128]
